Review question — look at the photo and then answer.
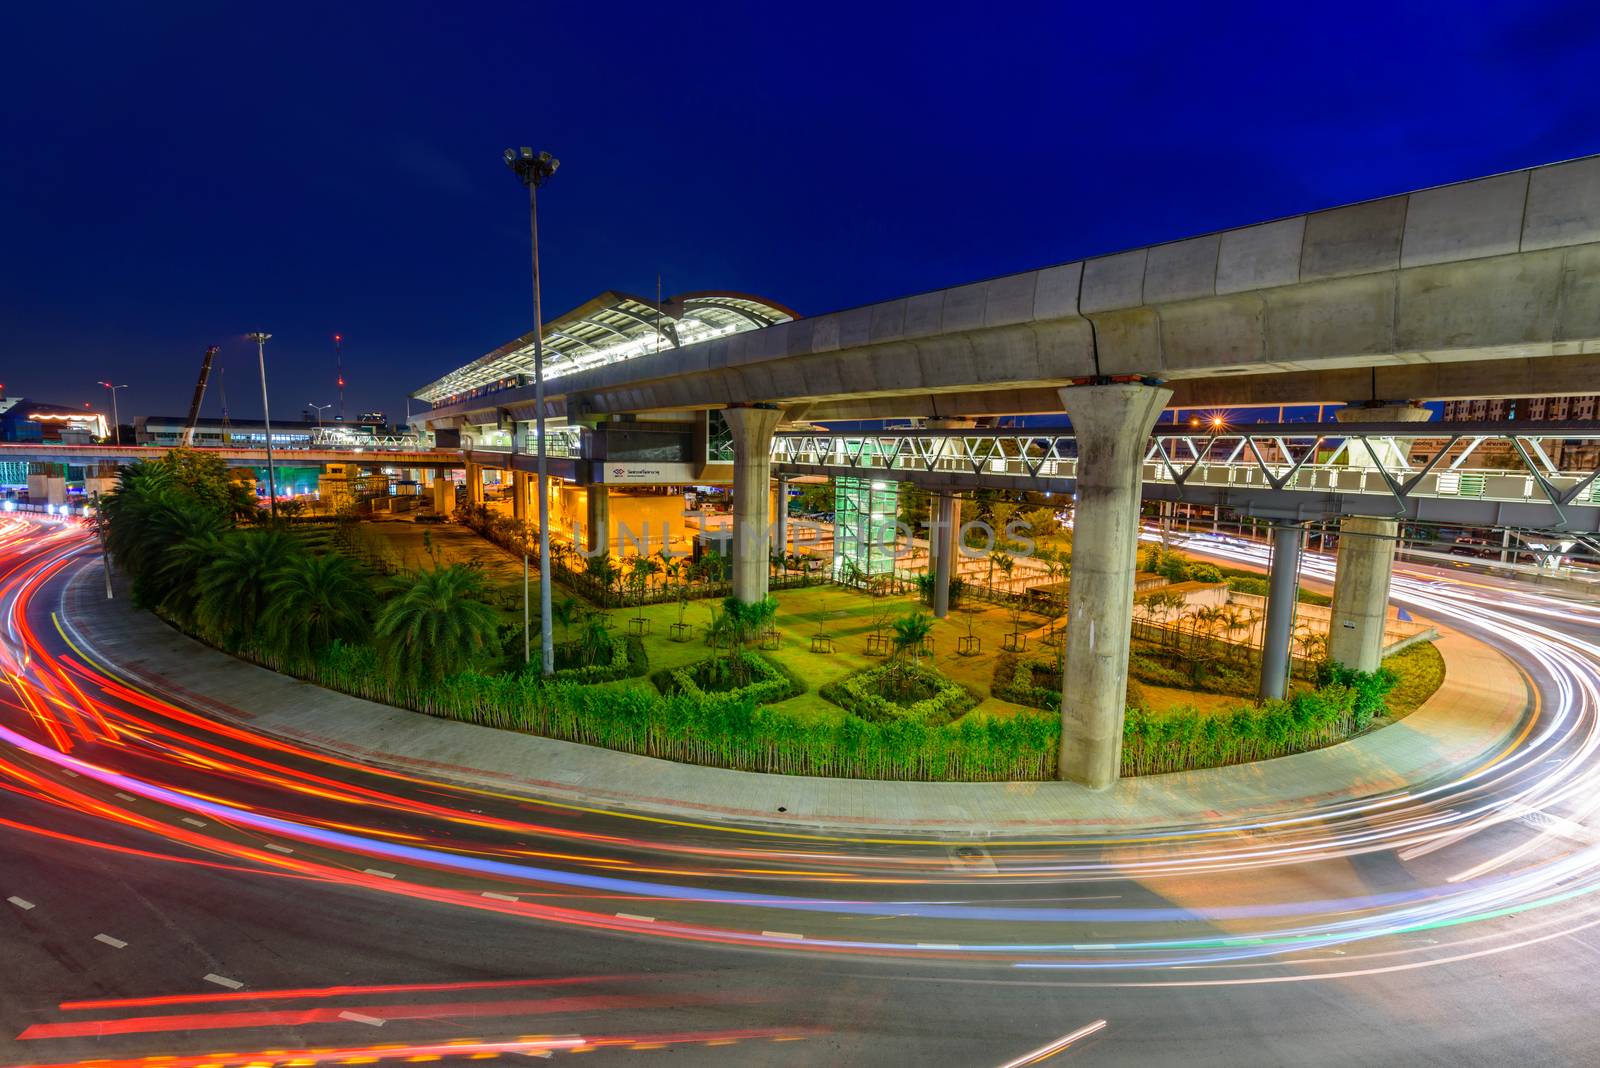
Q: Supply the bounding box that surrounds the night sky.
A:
[4,2,1598,427]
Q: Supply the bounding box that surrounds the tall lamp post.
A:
[504,146,560,676]
[308,402,332,427]
[97,381,128,445]
[246,332,278,518]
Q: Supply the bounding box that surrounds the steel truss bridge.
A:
[770,421,1600,539]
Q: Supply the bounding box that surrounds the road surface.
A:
[2,517,1599,1066]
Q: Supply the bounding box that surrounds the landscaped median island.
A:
[99,448,1444,783]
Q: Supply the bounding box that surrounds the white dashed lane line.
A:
[94,934,128,949]
[7,896,35,911]
[615,913,655,923]
[263,843,294,854]
[203,973,243,990]
[114,792,136,802]
[362,868,397,879]
[338,1011,385,1027]
[482,892,518,902]
[761,931,804,940]
[180,817,207,828]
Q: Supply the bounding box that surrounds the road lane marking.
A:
[337,1010,385,1027]
[264,843,294,854]
[363,868,398,879]
[203,973,243,989]
[994,1020,1108,1066]
[482,891,519,902]
[7,896,35,910]
[615,913,655,923]
[181,817,207,828]
[917,943,961,949]
[61,769,78,777]
[114,791,136,802]
[761,930,803,940]
[93,934,127,949]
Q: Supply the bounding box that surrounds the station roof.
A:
[411,290,796,407]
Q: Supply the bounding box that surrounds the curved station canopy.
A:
[411,289,796,407]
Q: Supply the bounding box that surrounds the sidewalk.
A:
[60,561,1530,838]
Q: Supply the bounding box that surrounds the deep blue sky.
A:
[3,2,1598,426]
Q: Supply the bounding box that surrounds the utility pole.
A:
[504,146,560,676]
[97,381,127,445]
[246,332,278,518]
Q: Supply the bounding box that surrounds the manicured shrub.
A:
[820,664,976,727]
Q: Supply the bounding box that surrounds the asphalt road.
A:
[2,516,1600,1067]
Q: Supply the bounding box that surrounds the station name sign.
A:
[604,462,699,485]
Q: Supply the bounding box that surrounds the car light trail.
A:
[1,516,1600,986]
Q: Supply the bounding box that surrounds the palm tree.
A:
[553,595,579,647]
[195,529,304,646]
[150,509,228,625]
[891,610,933,666]
[259,553,377,664]
[374,565,501,683]
[630,556,661,618]
[888,609,934,698]
[713,595,776,685]
[1221,606,1254,664]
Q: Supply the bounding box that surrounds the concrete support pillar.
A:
[1327,403,1432,672]
[512,471,530,523]
[464,463,484,507]
[1259,521,1304,701]
[931,492,961,618]
[724,406,783,603]
[1328,516,1399,672]
[586,485,611,557]
[1056,382,1172,788]
[775,477,790,560]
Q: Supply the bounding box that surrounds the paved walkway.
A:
[60,561,1529,838]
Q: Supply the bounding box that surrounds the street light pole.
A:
[246,332,278,519]
[308,402,332,427]
[505,146,560,676]
[97,382,127,445]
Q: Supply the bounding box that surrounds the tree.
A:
[1221,606,1254,663]
[374,565,501,683]
[195,530,304,646]
[708,595,776,686]
[553,595,579,646]
[891,610,933,667]
[629,556,660,618]
[260,552,377,664]
[149,509,229,625]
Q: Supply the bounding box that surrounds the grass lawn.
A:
[1378,640,1446,720]
[351,521,1444,730]
[586,584,1046,721]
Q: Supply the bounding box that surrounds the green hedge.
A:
[820,664,977,727]
[1120,670,1395,775]
[993,654,1062,712]
[181,611,1394,783]
[548,632,646,683]
[310,640,1054,780]
[651,652,800,707]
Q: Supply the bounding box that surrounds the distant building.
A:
[1442,396,1599,422]
[1433,395,1600,470]
[358,411,386,426]
[133,415,324,449]
[0,396,108,443]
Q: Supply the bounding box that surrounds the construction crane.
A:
[181,346,220,446]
